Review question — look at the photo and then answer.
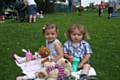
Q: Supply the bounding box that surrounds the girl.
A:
[63,24,93,79]
[42,23,63,62]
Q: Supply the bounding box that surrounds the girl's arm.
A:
[53,43,63,61]
[78,54,91,68]
[64,53,73,62]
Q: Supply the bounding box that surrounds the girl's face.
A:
[70,29,83,43]
[44,28,57,43]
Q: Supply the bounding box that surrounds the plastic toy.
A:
[72,56,80,72]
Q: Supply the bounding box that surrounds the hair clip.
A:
[42,26,46,30]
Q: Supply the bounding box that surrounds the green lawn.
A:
[0,11,120,80]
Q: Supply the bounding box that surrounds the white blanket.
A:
[15,59,42,78]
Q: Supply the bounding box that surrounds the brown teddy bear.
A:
[38,47,50,58]
[38,47,51,64]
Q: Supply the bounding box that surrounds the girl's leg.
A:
[79,64,91,80]
[29,15,33,23]
[81,64,91,75]
[98,8,101,16]
[110,13,112,17]
[33,15,36,23]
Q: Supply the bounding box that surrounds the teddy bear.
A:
[57,58,72,77]
[38,47,50,58]
[35,58,72,80]
[35,61,59,80]
[38,47,51,64]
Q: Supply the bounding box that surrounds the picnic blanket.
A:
[15,59,42,79]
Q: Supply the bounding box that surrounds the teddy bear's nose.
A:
[65,60,68,63]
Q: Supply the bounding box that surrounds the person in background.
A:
[16,0,27,22]
[98,1,105,16]
[108,2,114,19]
[26,0,37,23]
[68,0,72,13]
[0,12,5,23]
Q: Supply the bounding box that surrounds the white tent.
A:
[109,0,120,10]
[74,0,109,7]
[55,0,109,7]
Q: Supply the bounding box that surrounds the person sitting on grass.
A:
[63,24,93,80]
[42,23,63,62]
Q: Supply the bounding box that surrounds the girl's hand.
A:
[64,54,73,62]
[69,56,73,62]
[78,62,83,69]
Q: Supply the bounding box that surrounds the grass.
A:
[0,11,120,80]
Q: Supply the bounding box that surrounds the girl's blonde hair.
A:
[42,23,58,34]
[66,24,88,40]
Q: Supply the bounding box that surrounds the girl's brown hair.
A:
[66,24,88,40]
[42,23,58,34]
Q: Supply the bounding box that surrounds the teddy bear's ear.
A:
[36,70,48,78]
[38,72,46,78]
